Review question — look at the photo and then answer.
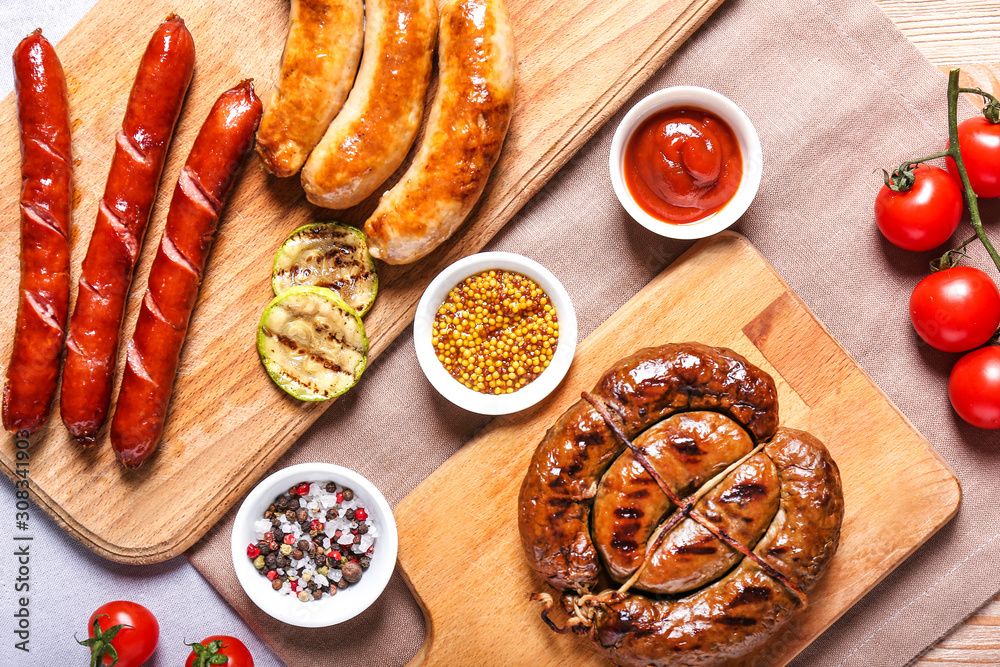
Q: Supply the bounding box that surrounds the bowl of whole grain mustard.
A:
[413,252,577,415]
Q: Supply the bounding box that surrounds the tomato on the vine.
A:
[78,601,158,667]
[949,346,1000,428]
[875,164,963,251]
[909,266,1000,352]
[947,116,1000,198]
[185,635,254,667]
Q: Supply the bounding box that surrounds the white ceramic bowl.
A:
[413,252,577,415]
[608,86,763,239]
[231,462,398,627]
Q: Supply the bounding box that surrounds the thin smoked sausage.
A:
[111,80,263,469]
[60,15,195,444]
[2,30,72,435]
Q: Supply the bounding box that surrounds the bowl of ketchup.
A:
[609,86,762,239]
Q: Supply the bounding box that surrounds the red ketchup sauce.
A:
[624,107,742,224]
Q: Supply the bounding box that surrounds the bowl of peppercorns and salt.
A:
[231,462,397,627]
[413,252,578,415]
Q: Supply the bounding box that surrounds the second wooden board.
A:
[395,232,960,666]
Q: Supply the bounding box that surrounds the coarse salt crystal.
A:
[314,574,329,587]
[322,538,331,548]
[338,532,354,545]
[298,497,307,508]
[360,535,375,551]
[254,519,271,538]
[330,569,343,582]
[309,482,322,496]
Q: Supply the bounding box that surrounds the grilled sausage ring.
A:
[517,342,843,667]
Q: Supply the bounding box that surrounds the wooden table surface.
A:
[872,1,998,664]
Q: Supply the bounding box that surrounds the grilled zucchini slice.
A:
[272,222,378,316]
[257,286,368,401]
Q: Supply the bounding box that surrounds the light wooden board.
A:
[395,233,961,667]
[0,0,726,563]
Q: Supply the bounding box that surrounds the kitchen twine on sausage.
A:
[529,393,809,635]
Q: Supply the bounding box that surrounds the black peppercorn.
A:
[326,508,339,520]
[337,578,349,590]
[315,554,327,567]
[325,482,337,493]
[342,488,354,501]
[359,556,371,570]
[277,556,290,568]
[296,508,309,522]
[312,589,323,600]
[284,509,297,521]
[308,582,320,592]
[357,523,368,535]
[257,541,270,554]
[342,561,363,583]
[345,508,355,520]
[297,540,310,551]
[292,549,304,560]
[265,553,278,568]
[272,579,283,591]
[270,517,281,528]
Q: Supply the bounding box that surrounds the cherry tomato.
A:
[949,346,1000,428]
[874,165,962,251]
[947,116,1000,198]
[909,266,1000,352]
[185,635,254,667]
[79,601,159,667]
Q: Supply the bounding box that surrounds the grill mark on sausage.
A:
[728,586,772,607]
[718,616,757,627]
[628,489,650,499]
[720,482,768,505]
[673,543,718,555]
[611,536,638,553]
[671,436,704,458]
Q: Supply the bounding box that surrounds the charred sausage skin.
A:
[110,80,263,469]
[592,429,842,667]
[518,343,779,593]
[518,343,843,667]
[60,15,195,444]
[2,30,73,435]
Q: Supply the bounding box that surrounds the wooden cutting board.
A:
[0,0,726,562]
[395,232,961,666]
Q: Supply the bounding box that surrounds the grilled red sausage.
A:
[60,15,194,444]
[110,80,262,468]
[2,30,73,435]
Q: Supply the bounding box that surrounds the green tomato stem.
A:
[946,69,1000,274]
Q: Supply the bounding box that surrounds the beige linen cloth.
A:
[189,0,1000,663]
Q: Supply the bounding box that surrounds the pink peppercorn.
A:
[246,543,260,558]
[355,508,367,521]
[266,570,278,581]
[283,534,296,545]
